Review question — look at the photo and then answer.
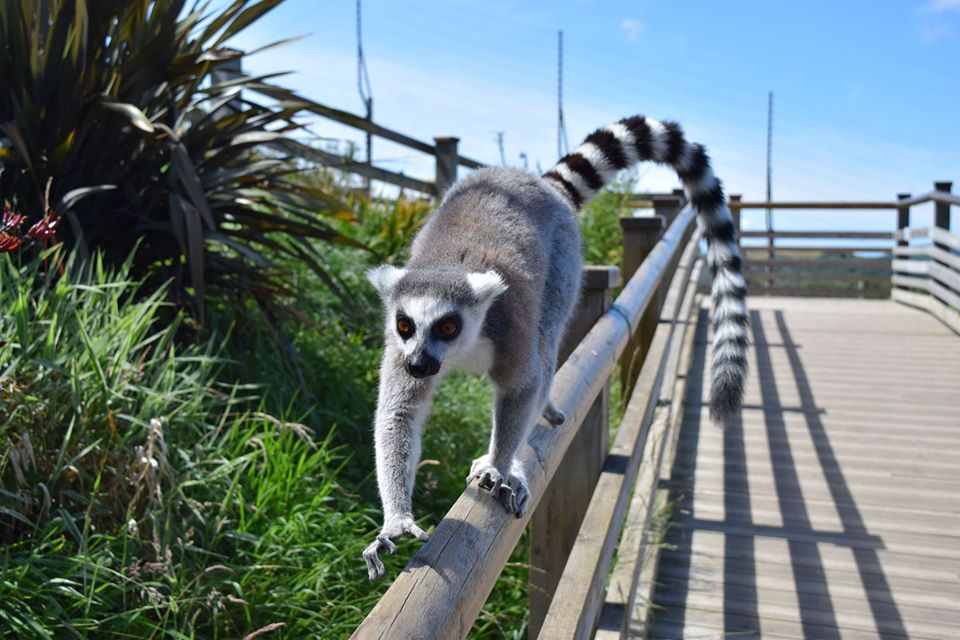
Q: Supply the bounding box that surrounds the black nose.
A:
[405,355,440,378]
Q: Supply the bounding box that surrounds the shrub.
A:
[579,178,636,267]
[0,0,361,320]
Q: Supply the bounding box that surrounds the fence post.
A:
[934,181,952,250]
[897,193,911,247]
[651,190,686,228]
[210,49,244,117]
[529,265,619,639]
[618,216,664,401]
[729,194,742,253]
[434,137,460,196]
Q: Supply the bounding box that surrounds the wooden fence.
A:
[350,183,957,640]
[727,182,958,299]
[302,101,486,196]
[892,224,960,334]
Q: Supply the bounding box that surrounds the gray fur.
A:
[362,114,746,581]
[363,169,581,580]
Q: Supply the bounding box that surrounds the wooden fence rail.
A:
[726,183,956,299]
[892,225,960,333]
[302,101,486,196]
[539,229,703,638]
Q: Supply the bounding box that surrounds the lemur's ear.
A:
[367,265,407,297]
[467,271,508,304]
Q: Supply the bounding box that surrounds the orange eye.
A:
[396,318,413,336]
[439,322,458,337]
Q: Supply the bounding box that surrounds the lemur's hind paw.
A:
[542,401,565,427]
[468,458,530,518]
[362,514,430,581]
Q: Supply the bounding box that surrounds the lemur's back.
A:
[408,168,582,384]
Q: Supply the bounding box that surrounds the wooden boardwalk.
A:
[650,297,960,639]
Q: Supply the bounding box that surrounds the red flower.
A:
[0,232,21,253]
[26,209,61,242]
[1,204,24,233]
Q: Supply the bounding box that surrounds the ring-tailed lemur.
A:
[362,115,746,580]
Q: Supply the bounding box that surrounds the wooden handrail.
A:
[351,206,699,640]
[303,101,486,169]
[307,147,438,196]
[538,229,704,638]
[740,230,893,239]
[730,200,899,210]
[727,190,960,210]
[597,249,704,639]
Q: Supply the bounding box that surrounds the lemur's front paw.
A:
[362,513,430,581]
[467,458,504,493]
[499,467,531,517]
[467,459,530,518]
[466,454,492,484]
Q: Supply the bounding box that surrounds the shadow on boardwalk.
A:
[649,298,960,639]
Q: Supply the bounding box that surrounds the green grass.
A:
[1,178,640,638]
[0,250,384,638]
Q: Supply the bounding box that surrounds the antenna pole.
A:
[557,30,568,159]
[357,0,374,195]
[765,90,774,288]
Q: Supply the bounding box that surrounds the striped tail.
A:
[543,115,747,425]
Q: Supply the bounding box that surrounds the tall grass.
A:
[1,177,640,638]
[0,250,382,638]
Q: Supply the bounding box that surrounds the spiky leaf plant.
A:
[0,0,361,320]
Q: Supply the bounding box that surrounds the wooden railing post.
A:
[897,193,911,247]
[651,191,686,228]
[434,137,460,196]
[529,265,619,639]
[934,181,953,251]
[619,217,664,401]
[729,194,743,256]
[210,49,243,117]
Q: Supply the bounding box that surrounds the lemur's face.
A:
[367,265,507,378]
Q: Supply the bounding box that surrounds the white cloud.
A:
[920,0,960,13]
[620,18,645,41]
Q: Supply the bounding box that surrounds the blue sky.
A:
[226,0,960,231]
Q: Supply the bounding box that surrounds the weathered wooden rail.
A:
[892,224,960,333]
[727,183,959,299]
[302,101,486,196]
[351,181,958,639]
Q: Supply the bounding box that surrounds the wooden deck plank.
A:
[647,298,960,639]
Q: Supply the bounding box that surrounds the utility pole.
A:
[765,91,774,288]
[496,131,507,167]
[557,30,569,159]
[357,0,374,195]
